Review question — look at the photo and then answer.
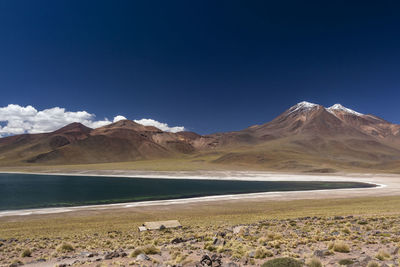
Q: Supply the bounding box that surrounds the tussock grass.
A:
[130,245,160,257]
[254,247,273,259]
[375,249,390,260]
[20,248,32,257]
[57,243,74,253]
[306,257,322,267]
[262,257,303,267]
[338,258,353,265]
[332,241,350,253]
[367,261,380,267]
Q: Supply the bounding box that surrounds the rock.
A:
[248,251,255,258]
[7,238,18,243]
[200,255,212,266]
[359,256,372,266]
[81,252,98,258]
[104,251,120,260]
[313,249,329,258]
[393,246,399,255]
[136,253,150,261]
[171,237,185,244]
[212,237,225,246]
[211,254,222,267]
[138,226,147,232]
[233,226,243,234]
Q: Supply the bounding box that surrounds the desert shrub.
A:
[11,260,23,266]
[255,247,273,259]
[262,257,303,267]
[204,243,217,252]
[342,228,351,234]
[143,245,160,255]
[129,246,160,258]
[367,262,380,267]
[338,259,354,265]
[333,241,350,253]
[57,243,74,253]
[375,250,390,261]
[266,231,282,241]
[21,249,32,257]
[306,257,322,267]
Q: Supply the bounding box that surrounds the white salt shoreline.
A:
[0,170,398,218]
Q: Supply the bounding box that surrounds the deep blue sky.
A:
[1,1,400,134]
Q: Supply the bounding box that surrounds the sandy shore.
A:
[1,170,399,218]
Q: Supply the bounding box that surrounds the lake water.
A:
[0,173,375,211]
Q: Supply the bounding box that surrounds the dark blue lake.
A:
[0,173,375,211]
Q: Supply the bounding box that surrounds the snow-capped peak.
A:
[327,104,363,116]
[288,101,319,114]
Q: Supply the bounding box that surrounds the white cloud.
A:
[0,104,185,137]
[0,104,114,137]
[134,118,185,133]
[113,115,127,122]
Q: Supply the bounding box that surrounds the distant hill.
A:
[1,101,400,172]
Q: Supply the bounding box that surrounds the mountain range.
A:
[1,101,400,172]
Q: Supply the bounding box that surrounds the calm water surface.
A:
[0,173,375,211]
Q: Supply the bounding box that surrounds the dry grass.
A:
[367,261,380,267]
[332,241,350,253]
[306,257,322,267]
[56,243,74,253]
[20,249,31,257]
[375,249,390,261]
[1,196,400,266]
[254,247,273,259]
[2,196,400,240]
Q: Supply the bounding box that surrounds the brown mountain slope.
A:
[203,102,400,171]
[1,102,400,172]
[23,120,197,164]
